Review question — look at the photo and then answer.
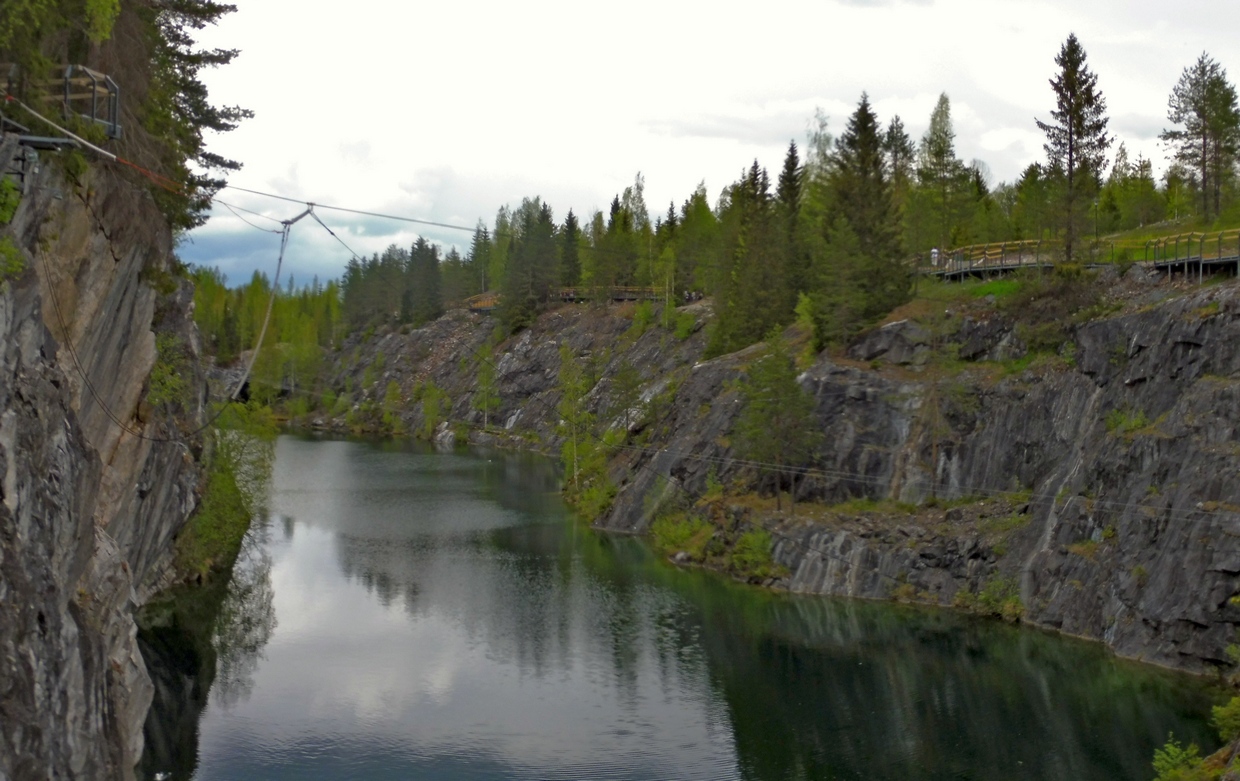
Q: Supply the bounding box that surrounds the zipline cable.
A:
[221,201,284,234]
[222,184,477,233]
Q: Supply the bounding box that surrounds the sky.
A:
[178,0,1240,286]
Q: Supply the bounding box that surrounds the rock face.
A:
[329,271,1240,674]
[604,281,1240,673]
[0,135,202,779]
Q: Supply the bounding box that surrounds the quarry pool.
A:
[140,434,1222,781]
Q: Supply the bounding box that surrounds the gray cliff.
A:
[0,135,202,779]
[329,270,1240,674]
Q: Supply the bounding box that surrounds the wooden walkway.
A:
[924,240,1052,281]
[1147,230,1240,280]
[925,231,1240,282]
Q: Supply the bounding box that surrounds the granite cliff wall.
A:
[326,268,1240,674]
[0,134,203,780]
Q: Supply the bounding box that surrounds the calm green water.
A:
[150,435,1221,781]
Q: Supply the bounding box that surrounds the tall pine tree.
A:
[1161,52,1240,220]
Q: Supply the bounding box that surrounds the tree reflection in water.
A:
[138,523,277,781]
[209,524,277,709]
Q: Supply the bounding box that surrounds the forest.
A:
[193,37,1240,397]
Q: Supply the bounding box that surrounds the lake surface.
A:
[149,434,1222,780]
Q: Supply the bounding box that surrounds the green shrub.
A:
[336,397,352,418]
[1212,696,1240,742]
[652,513,713,560]
[730,528,778,579]
[563,429,622,519]
[148,333,189,408]
[285,395,310,419]
[1106,407,1149,436]
[673,311,696,340]
[1151,735,1208,781]
[176,460,248,577]
[362,354,384,389]
[629,300,655,336]
[0,237,25,280]
[977,576,1024,621]
[703,467,724,501]
[0,178,20,224]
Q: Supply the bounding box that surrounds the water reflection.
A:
[159,435,1218,781]
[210,535,277,709]
[138,526,276,781]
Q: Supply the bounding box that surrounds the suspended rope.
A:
[3,92,184,192]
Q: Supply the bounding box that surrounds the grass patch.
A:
[828,497,920,516]
[979,512,1030,536]
[1191,300,1221,319]
[968,278,1022,300]
[1067,539,1100,560]
[651,512,714,560]
[1106,407,1149,437]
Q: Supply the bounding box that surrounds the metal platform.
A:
[3,63,122,140]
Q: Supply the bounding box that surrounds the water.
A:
[149,435,1222,780]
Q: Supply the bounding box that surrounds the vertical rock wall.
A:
[0,134,203,779]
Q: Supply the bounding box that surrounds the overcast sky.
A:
[178,0,1240,285]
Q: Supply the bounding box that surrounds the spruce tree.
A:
[884,115,917,249]
[561,209,582,286]
[777,141,807,293]
[733,331,820,511]
[831,94,902,264]
[500,199,558,331]
[1036,33,1111,263]
[405,238,442,326]
[707,162,788,357]
[830,93,908,319]
[467,224,493,292]
[675,183,719,294]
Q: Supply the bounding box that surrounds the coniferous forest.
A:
[195,36,1240,385]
